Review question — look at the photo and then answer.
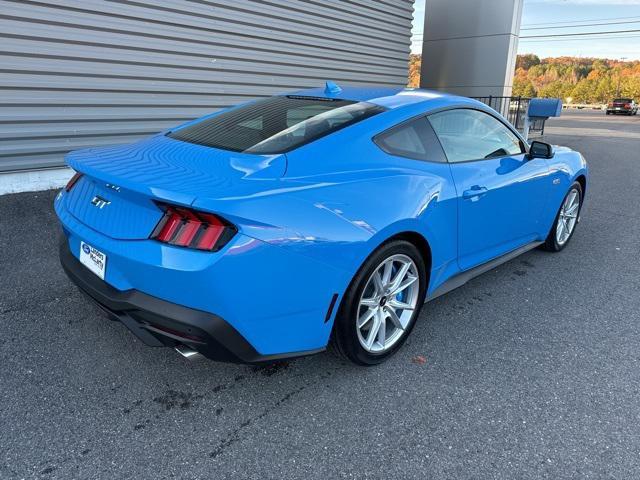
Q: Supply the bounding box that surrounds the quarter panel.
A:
[230,136,460,297]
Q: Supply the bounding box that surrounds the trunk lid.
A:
[612,100,631,108]
[63,135,287,240]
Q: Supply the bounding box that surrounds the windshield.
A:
[168,96,386,154]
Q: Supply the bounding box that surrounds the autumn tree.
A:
[407,54,640,102]
[408,54,421,88]
[513,55,639,103]
[516,54,540,70]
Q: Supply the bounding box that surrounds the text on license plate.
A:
[79,241,107,280]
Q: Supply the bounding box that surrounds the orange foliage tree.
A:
[408,53,640,103]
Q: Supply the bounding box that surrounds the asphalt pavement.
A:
[1,109,639,479]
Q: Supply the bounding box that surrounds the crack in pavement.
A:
[208,368,337,460]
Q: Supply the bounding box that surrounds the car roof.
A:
[285,85,468,110]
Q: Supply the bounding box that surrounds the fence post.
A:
[515,96,522,129]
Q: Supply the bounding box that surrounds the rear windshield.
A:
[168,95,386,154]
[613,98,632,103]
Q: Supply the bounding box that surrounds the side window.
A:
[374,117,446,162]
[428,109,524,163]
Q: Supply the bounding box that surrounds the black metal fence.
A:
[527,117,547,136]
[471,96,530,132]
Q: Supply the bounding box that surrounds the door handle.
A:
[462,186,488,199]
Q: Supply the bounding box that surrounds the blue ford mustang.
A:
[55,83,588,365]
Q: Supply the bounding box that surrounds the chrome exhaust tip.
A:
[175,344,204,361]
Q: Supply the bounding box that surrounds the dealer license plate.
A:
[79,241,107,280]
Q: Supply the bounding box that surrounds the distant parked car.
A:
[606,98,637,115]
[55,84,589,365]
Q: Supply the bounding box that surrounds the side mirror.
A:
[528,140,554,159]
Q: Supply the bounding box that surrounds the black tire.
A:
[330,239,427,365]
[541,181,583,252]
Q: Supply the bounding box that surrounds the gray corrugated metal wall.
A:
[0,0,414,172]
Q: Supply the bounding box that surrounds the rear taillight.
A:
[625,103,631,109]
[65,171,83,191]
[150,203,236,251]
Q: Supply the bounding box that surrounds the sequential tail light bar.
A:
[150,203,237,251]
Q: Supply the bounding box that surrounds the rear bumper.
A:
[59,240,323,364]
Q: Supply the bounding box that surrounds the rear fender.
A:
[194,169,459,298]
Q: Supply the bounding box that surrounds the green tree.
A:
[621,76,640,100]
[538,80,568,99]
[513,77,536,97]
[595,77,615,103]
[571,79,595,103]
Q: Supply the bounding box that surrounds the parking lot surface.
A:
[1,110,639,479]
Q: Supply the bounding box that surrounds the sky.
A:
[411,0,640,60]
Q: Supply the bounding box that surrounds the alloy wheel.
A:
[556,188,580,246]
[356,254,420,353]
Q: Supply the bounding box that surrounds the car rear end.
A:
[54,93,386,363]
[56,163,352,362]
[58,168,267,362]
[607,98,634,115]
